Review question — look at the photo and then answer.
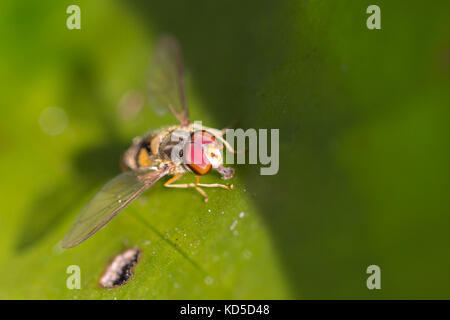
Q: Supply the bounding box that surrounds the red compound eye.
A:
[184,131,216,175]
[185,142,211,175]
[191,130,216,145]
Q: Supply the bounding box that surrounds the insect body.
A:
[122,125,234,179]
[61,37,235,249]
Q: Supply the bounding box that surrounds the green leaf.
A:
[0,0,290,299]
[1,0,449,299]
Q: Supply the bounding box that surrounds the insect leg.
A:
[196,182,234,190]
[193,186,208,202]
[196,176,233,190]
[164,174,184,186]
[213,133,239,154]
[201,126,238,154]
[167,104,189,127]
[220,137,238,154]
[164,174,209,202]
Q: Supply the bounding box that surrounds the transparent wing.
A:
[61,168,168,248]
[148,35,190,126]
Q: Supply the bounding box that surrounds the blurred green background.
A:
[0,0,449,299]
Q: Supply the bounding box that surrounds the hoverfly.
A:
[61,36,235,249]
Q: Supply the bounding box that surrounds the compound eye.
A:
[191,130,216,145]
[184,142,211,175]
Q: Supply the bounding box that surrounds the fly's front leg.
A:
[164,175,233,202]
[195,175,234,190]
[164,174,209,202]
